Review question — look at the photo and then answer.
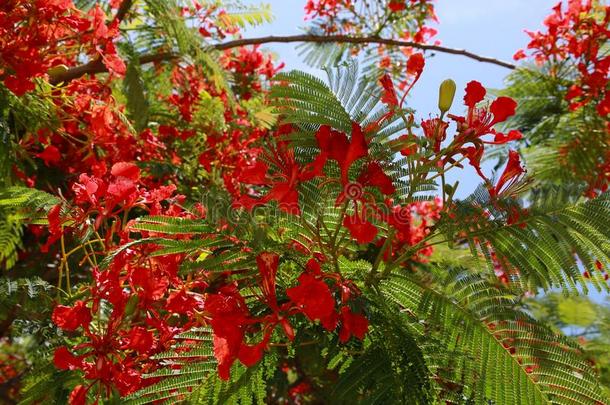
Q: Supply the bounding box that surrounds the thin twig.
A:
[49,34,516,84]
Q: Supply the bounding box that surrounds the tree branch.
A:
[215,35,517,69]
[48,34,516,85]
[114,0,134,23]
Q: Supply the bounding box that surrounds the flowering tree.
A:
[0,0,609,404]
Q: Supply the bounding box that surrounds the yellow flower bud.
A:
[438,79,457,114]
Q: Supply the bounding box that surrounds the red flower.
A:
[36,145,61,166]
[42,203,63,252]
[236,145,323,214]
[100,43,126,76]
[3,76,36,96]
[316,122,369,184]
[122,326,154,355]
[489,96,518,123]
[238,340,266,367]
[54,347,83,370]
[343,212,378,244]
[493,129,522,144]
[111,162,140,180]
[406,53,425,76]
[388,0,406,12]
[287,273,337,330]
[239,161,269,185]
[463,81,486,107]
[338,306,369,343]
[166,289,200,314]
[357,161,395,195]
[398,134,418,156]
[461,146,486,180]
[52,300,92,331]
[205,285,251,380]
[68,385,89,405]
[342,122,369,183]
[421,118,448,153]
[256,252,279,309]
[490,150,525,197]
[380,74,398,107]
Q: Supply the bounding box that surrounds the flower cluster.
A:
[206,253,368,380]
[0,1,543,403]
[0,0,126,96]
[515,1,610,115]
[304,0,437,43]
[514,0,610,195]
[303,0,438,89]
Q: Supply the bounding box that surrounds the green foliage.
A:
[123,49,151,132]
[380,268,607,404]
[126,327,277,404]
[436,185,610,293]
[0,187,59,270]
[499,65,608,188]
[527,293,610,398]
[220,3,274,28]
[0,211,23,270]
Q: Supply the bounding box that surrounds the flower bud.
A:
[438,79,457,114]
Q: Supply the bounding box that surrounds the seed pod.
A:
[438,79,457,114]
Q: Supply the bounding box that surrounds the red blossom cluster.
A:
[381,71,525,198]
[221,45,285,99]
[515,1,610,195]
[515,0,610,115]
[304,0,437,43]
[207,253,368,381]
[0,0,126,96]
[0,340,23,402]
[163,55,283,193]
[0,1,547,402]
[303,0,438,88]
[0,0,87,95]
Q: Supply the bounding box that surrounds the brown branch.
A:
[48,34,516,85]
[215,35,517,69]
[46,0,135,85]
[49,52,177,85]
[114,0,134,23]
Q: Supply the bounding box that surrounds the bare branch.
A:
[214,35,517,69]
[48,34,516,85]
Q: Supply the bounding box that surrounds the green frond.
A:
[125,327,216,404]
[0,187,58,269]
[130,215,214,234]
[0,210,23,269]
[0,186,60,213]
[222,3,274,28]
[179,249,254,276]
[270,62,400,135]
[0,277,53,302]
[380,269,607,404]
[128,327,276,405]
[17,362,75,405]
[438,186,610,293]
[123,48,151,132]
[297,42,349,68]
